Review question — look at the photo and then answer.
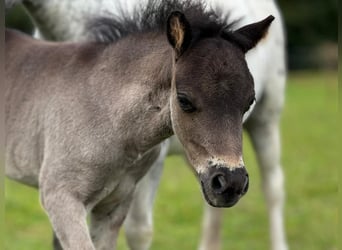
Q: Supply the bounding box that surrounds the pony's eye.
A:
[177,94,196,113]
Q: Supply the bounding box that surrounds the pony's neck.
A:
[91,34,174,152]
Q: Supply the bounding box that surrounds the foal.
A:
[6,1,274,249]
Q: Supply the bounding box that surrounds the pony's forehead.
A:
[174,43,253,96]
[180,38,245,65]
[176,41,249,80]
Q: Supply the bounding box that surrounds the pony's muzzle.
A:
[199,166,249,207]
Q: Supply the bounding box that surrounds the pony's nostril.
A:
[242,175,249,194]
[211,174,228,193]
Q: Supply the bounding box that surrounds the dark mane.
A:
[88,0,238,44]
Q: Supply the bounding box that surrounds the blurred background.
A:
[5,1,338,250]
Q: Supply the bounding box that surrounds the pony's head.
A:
[167,10,274,207]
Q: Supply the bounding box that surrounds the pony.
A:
[5,0,275,249]
[5,1,288,249]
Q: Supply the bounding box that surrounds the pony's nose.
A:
[210,169,249,195]
[199,165,249,207]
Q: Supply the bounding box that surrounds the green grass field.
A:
[4,71,338,250]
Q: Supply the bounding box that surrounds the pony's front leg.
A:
[90,196,133,250]
[124,141,169,250]
[246,118,287,250]
[40,188,95,250]
[198,203,224,250]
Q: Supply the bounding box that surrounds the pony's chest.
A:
[85,145,161,211]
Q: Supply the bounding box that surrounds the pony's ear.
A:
[230,15,275,53]
[166,11,192,57]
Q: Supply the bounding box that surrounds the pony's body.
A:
[6,1,276,249]
[6,29,170,189]
[6,30,172,249]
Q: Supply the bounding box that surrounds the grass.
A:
[4,71,338,250]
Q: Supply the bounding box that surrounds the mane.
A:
[88,0,238,44]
